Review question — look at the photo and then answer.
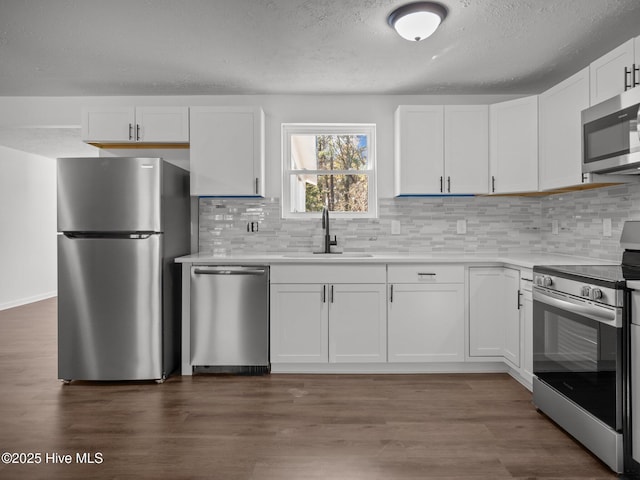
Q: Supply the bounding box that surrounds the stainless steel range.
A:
[531,221,640,474]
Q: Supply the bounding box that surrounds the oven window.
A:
[533,297,621,430]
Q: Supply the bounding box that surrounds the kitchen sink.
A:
[282,252,374,258]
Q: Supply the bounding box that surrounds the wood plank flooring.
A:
[0,298,618,479]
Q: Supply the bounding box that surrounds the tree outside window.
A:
[282,124,377,219]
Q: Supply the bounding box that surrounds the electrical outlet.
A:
[457,219,467,235]
[391,220,401,235]
[603,218,612,237]
[552,220,559,235]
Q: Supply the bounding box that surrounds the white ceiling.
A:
[1,0,640,158]
[2,0,640,96]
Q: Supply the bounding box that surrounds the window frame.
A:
[281,123,378,219]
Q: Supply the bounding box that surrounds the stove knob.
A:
[543,276,553,287]
[581,286,591,297]
[535,276,543,286]
[591,288,603,300]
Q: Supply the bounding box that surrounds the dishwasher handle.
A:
[192,267,267,276]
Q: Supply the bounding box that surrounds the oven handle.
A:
[533,288,622,328]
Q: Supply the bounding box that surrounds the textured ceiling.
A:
[1,0,640,96]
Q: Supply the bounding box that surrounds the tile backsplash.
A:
[540,183,640,262]
[199,196,543,256]
[198,182,640,261]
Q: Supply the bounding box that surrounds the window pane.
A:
[289,174,368,213]
[290,134,369,171]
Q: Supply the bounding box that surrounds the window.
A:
[281,123,377,219]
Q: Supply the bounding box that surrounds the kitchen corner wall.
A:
[540,182,640,262]
[199,182,640,262]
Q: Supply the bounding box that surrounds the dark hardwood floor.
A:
[0,298,618,479]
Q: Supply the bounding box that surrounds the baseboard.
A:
[0,291,57,311]
[270,362,509,374]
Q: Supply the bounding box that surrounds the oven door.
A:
[533,287,623,431]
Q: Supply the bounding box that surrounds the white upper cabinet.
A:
[190,106,265,197]
[394,105,489,195]
[444,105,489,194]
[538,67,590,191]
[489,96,538,194]
[81,106,189,144]
[394,105,444,195]
[590,38,635,105]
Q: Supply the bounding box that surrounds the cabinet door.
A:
[135,107,189,142]
[190,106,265,196]
[81,107,135,142]
[329,284,387,363]
[539,67,590,191]
[270,284,328,363]
[444,105,489,194]
[388,283,464,362]
[469,268,505,357]
[521,289,533,388]
[394,105,444,195]
[489,96,538,193]
[590,39,634,105]
[503,268,520,368]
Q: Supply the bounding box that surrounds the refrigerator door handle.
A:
[63,232,156,240]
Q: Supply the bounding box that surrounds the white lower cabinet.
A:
[269,265,387,365]
[469,268,505,357]
[469,267,520,368]
[503,267,521,368]
[329,284,387,363]
[521,285,534,387]
[388,265,465,362]
[269,263,532,380]
[270,284,328,363]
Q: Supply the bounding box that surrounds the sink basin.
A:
[282,252,374,258]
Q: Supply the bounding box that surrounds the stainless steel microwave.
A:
[582,87,640,174]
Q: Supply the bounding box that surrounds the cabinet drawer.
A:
[388,265,464,284]
[271,264,386,284]
[520,268,534,292]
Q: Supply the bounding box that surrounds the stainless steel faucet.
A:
[322,206,337,254]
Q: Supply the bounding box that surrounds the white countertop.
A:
[175,252,614,270]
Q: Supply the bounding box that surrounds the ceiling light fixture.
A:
[387,2,448,42]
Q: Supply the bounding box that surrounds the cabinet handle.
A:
[635,64,640,87]
[447,176,451,193]
[322,285,326,303]
[136,124,141,141]
[255,177,259,195]
[491,176,496,193]
[517,289,522,310]
[418,273,436,277]
[625,66,633,91]
[439,176,443,193]
[330,285,334,303]
[128,123,133,141]
[390,284,394,303]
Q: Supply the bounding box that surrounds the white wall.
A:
[0,145,57,310]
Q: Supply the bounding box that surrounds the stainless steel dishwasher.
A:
[190,265,269,373]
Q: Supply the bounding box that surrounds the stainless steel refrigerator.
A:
[57,157,190,382]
